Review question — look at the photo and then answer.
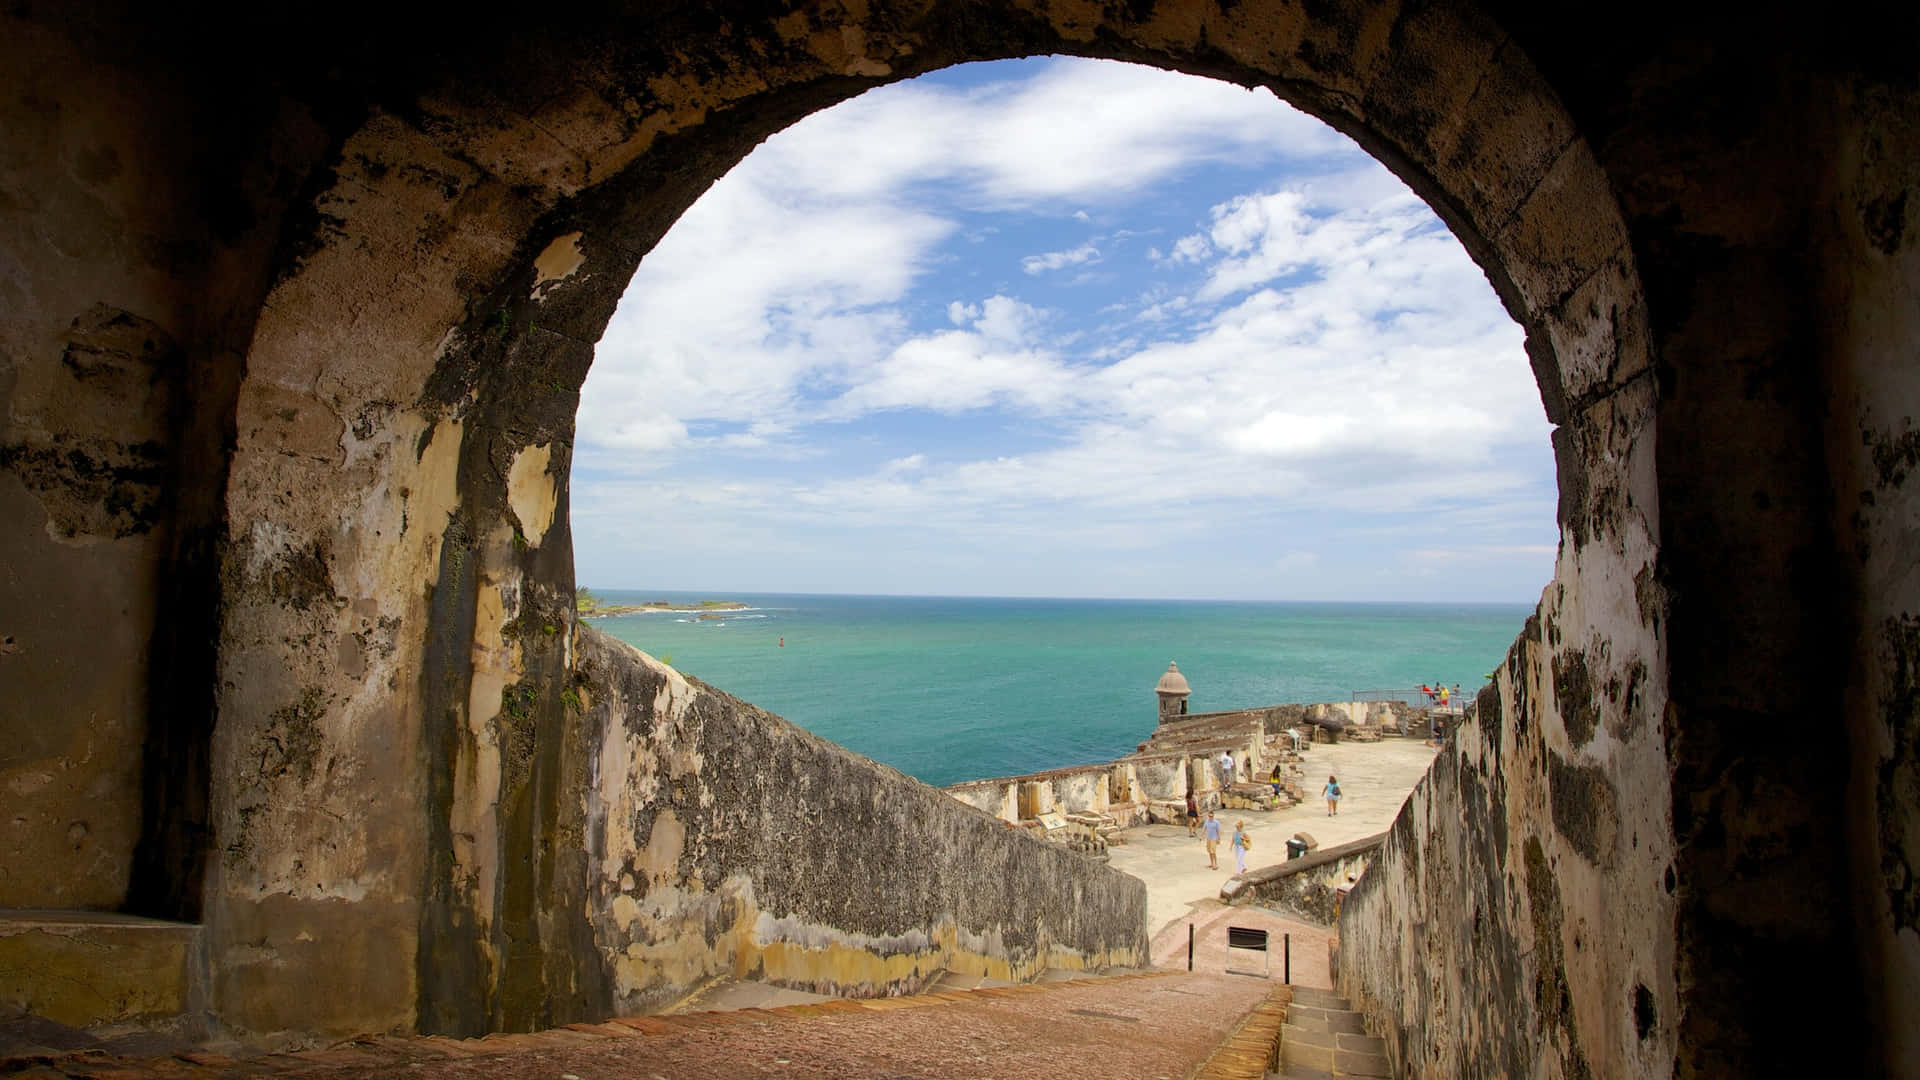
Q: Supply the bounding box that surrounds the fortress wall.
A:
[1337,180,1671,1074]
[1130,757,1190,803]
[1,4,1910,1071]
[946,781,1017,821]
[1821,77,1920,1073]
[1224,832,1385,926]
[575,627,1149,1014]
[0,19,297,917]
[1339,466,1672,1080]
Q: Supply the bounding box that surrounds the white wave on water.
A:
[613,604,768,619]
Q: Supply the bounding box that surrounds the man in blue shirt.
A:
[1202,810,1222,869]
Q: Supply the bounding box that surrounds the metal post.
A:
[1283,933,1291,984]
[1188,923,1194,971]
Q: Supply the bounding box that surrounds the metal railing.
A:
[1350,688,1428,706]
[1351,686,1486,727]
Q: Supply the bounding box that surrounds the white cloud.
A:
[587,159,1540,502]
[828,296,1076,417]
[579,55,1336,464]
[1408,544,1561,566]
[970,295,1043,345]
[1021,243,1100,274]
[750,59,1343,209]
[577,174,943,457]
[573,56,1553,600]
[1169,234,1212,264]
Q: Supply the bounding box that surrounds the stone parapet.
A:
[1220,833,1387,925]
[576,628,1149,1014]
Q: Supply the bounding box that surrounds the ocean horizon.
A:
[591,590,1531,788]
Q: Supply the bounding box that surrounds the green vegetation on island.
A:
[575,587,748,618]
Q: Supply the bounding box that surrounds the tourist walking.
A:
[1217,750,1234,786]
[1202,811,1221,869]
[1323,774,1341,816]
[1185,791,1200,837]
[1231,820,1250,874]
[1268,764,1284,798]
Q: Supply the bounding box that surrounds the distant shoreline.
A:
[579,598,749,618]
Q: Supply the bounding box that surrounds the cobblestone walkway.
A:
[6,972,1284,1080]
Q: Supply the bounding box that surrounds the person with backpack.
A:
[1323,774,1342,817]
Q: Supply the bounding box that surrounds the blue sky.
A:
[571,58,1557,602]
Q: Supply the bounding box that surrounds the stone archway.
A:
[3,3,1913,1077]
[215,2,1665,1060]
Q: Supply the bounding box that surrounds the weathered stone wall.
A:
[1,3,1914,1073]
[0,913,203,1032]
[949,760,1151,825]
[1339,566,1672,1079]
[1129,756,1192,803]
[0,17,305,917]
[1223,833,1384,925]
[946,780,1018,821]
[948,698,1415,827]
[1818,63,1920,1077]
[575,629,1148,1012]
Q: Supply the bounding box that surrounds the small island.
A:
[575,588,749,618]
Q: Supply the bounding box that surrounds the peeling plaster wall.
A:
[575,628,1148,1012]
[1339,588,1673,1079]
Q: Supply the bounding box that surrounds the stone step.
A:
[1191,984,1291,1079]
[920,969,1017,993]
[1278,991,1392,1078]
[0,910,202,1035]
[1286,986,1348,1009]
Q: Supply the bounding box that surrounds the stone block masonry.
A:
[1222,832,1385,925]
[1338,577,1673,1078]
[575,628,1148,1015]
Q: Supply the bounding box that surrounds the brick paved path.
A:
[11,972,1280,1079]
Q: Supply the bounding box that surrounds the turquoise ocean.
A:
[593,591,1530,788]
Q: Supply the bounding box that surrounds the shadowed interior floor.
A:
[3,971,1287,1079]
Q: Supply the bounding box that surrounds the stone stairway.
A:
[2,969,1285,1079]
[1063,809,1126,848]
[1274,985,1392,1078]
